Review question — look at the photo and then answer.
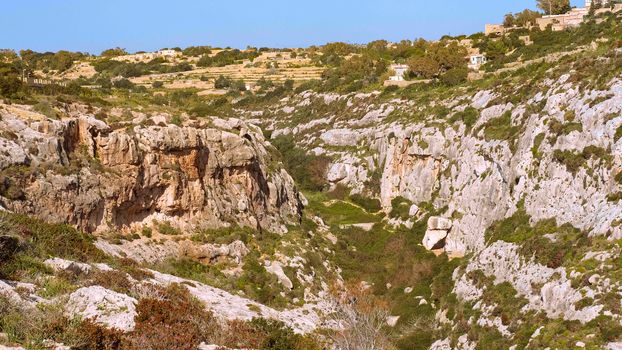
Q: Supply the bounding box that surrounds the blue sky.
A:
[1,0,585,54]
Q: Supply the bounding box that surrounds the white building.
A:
[468,54,487,70]
[389,64,409,81]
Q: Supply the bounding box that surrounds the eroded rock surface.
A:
[0,109,303,235]
[65,286,137,331]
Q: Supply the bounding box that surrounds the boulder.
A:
[386,315,400,327]
[427,216,452,231]
[183,240,249,264]
[66,286,137,332]
[423,230,449,250]
[44,257,92,275]
[264,261,294,290]
[409,204,420,217]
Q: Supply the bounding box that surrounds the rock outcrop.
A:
[0,109,304,235]
[66,286,138,331]
[422,216,453,251]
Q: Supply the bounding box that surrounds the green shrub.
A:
[532,132,545,158]
[156,221,182,235]
[349,193,382,213]
[486,204,586,268]
[153,258,225,286]
[271,135,331,191]
[449,107,479,130]
[237,253,284,306]
[327,184,350,200]
[124,284,217,350]
[553,146,611,175]
[170,115,183,126]
[389,196,413,220]
[607,192,622,202]
[33,101,59,119]
[0,212,106,279]
[440,67,468,86]
[191,225,252,245]
[141,226,152,238]
[482,111,520,144]
[548,119,582,136]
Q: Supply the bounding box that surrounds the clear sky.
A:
[1,0,585,54]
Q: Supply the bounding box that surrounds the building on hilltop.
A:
[485,24,507,36]
[536,7,589,31]
[535,0,621,31]
[485,0,620,36]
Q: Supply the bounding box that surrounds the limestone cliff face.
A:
[0,109,303,234]
[244,75,622,257]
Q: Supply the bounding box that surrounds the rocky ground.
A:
[2,23,622,350]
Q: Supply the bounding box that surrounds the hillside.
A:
[1,6,622,350]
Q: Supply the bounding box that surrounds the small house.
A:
[468,55,487,70]
[389,64,409,81]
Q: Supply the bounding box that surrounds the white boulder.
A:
[264,261,294,290]
[65,286,137,332]
[423,230,449,250]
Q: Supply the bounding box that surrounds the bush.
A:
[552,146,610,175]
[349,193,382,213]
[156,220,181,235]
[271,135,331,191]
[0,212,106,267]
[124,284,217,350]
[389,196,413,220]
[219,318,320,350]
[152,81,164,88]
[214,75,231,89]
[448,107,479,130]
[440,67,468,86]
[482,111,520,142]
[548,119,582,136]
[0,62,25,98]
[197,49,259,67]
[33,101,59,119]
[327,184,350,200]
[113,78,135,89]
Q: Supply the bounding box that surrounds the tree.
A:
[101,47,128,57]
[484,39,509,60]
[515,9,542,27]
[407,56,440,79]
[113,78,134,89]
[504,13,517,27]
[214,75,231,89]
[428,42,467,72]
[440,67,468,86]
[537,0,571,15]
[0,62,24,97]
[0,49,18,62]
[327,283,391,350]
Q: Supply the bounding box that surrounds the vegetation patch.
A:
[553,145,612,175]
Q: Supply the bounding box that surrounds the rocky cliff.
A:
[234,49,622,348]
[0,106,303,235]
[248,72,622,256]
